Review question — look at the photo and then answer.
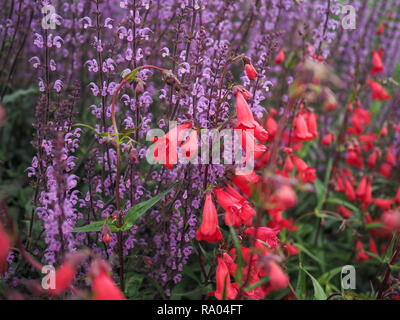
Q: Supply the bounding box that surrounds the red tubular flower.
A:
[292,156,316,183]
[0,225,11,274]
[386,151,396,166]
[355,241,369,263]
[371,51,384,75]
[345,180,356,202]
[367,150,377,168]
[273,184,297,210]
[214,187,255,227]
[356,176,367,201]
[48,262,76,296]
[268,262,289,289]
[236,91,269,143]
[152,122,192,169]
[48,252,88,296]
[274,49,285,65]
[236,129,267,163]
[245,227,280,249]
[368,80,391,101]
[90,260,126,300]
[196,192,222,243]
[293,114,313,141]
[265,115,277,141]
[321,133,334,146]
[306,111,318,138]
[337,205,352,218]
[373,198,393,210]
[245,63,258,80]
[283,155,294,173]
[369,237,378,255]
[223,253,237,277]
[376,23,384,35]
[284,243,299,256]
[292,155,308,172]
[382,210,400,231]
[379,162,392,178]
[232,170,260,196]
[212,257,238,300]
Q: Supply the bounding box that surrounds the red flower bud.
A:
[274,50,285,65]
[245,63,258,80]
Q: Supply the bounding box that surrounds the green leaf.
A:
[229,225,244,284]
[120,183,177,231]
[294,243,323,265]
[72,183,176,233]
[71,219,119,233]
[326,197,360,214]
[3,87,37,104]
[301,266,327,300]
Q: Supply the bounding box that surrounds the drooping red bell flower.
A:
[90,260,126,300]
[223,253,237,277]
[337,205,352,218]
[356,176,367,201]
[274,49,285,65]
[382,210,400,231]
[245,63,258,80]
[265,116,277,142]
[273,184,297,210]
[284,243,300,256]
[306,111,318,138]
[211,257,238,300]
[292,156,316,183]
[321,133,334,146]
[368,80,391,101]
[232,170,260,197]
[345,180,356,202]
[196,191,223,243]
[376,23,384,35]
[214,186,255,227]
[355,240,369,263]
[373,198,393,210]
[152,122,192,169]
[48,252,87,296]
[293,113,313,141]
[0,224,11,274]
[268,262,289,289]
[236,129,267,164]
[371,51,384,75]
[283,155,294,173]
[235,91,269,143]
[369,237,378,255]
[386,150,396,166]
[379,162,392,178]
[244,227,280,250]
[367,150,377,168]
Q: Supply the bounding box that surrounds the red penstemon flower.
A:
[90,260,126,300]
[196,191,222,243]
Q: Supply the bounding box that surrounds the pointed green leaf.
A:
[301,266,327,300]
[120,183,177,231]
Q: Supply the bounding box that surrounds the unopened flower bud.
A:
[135,79,145,95]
